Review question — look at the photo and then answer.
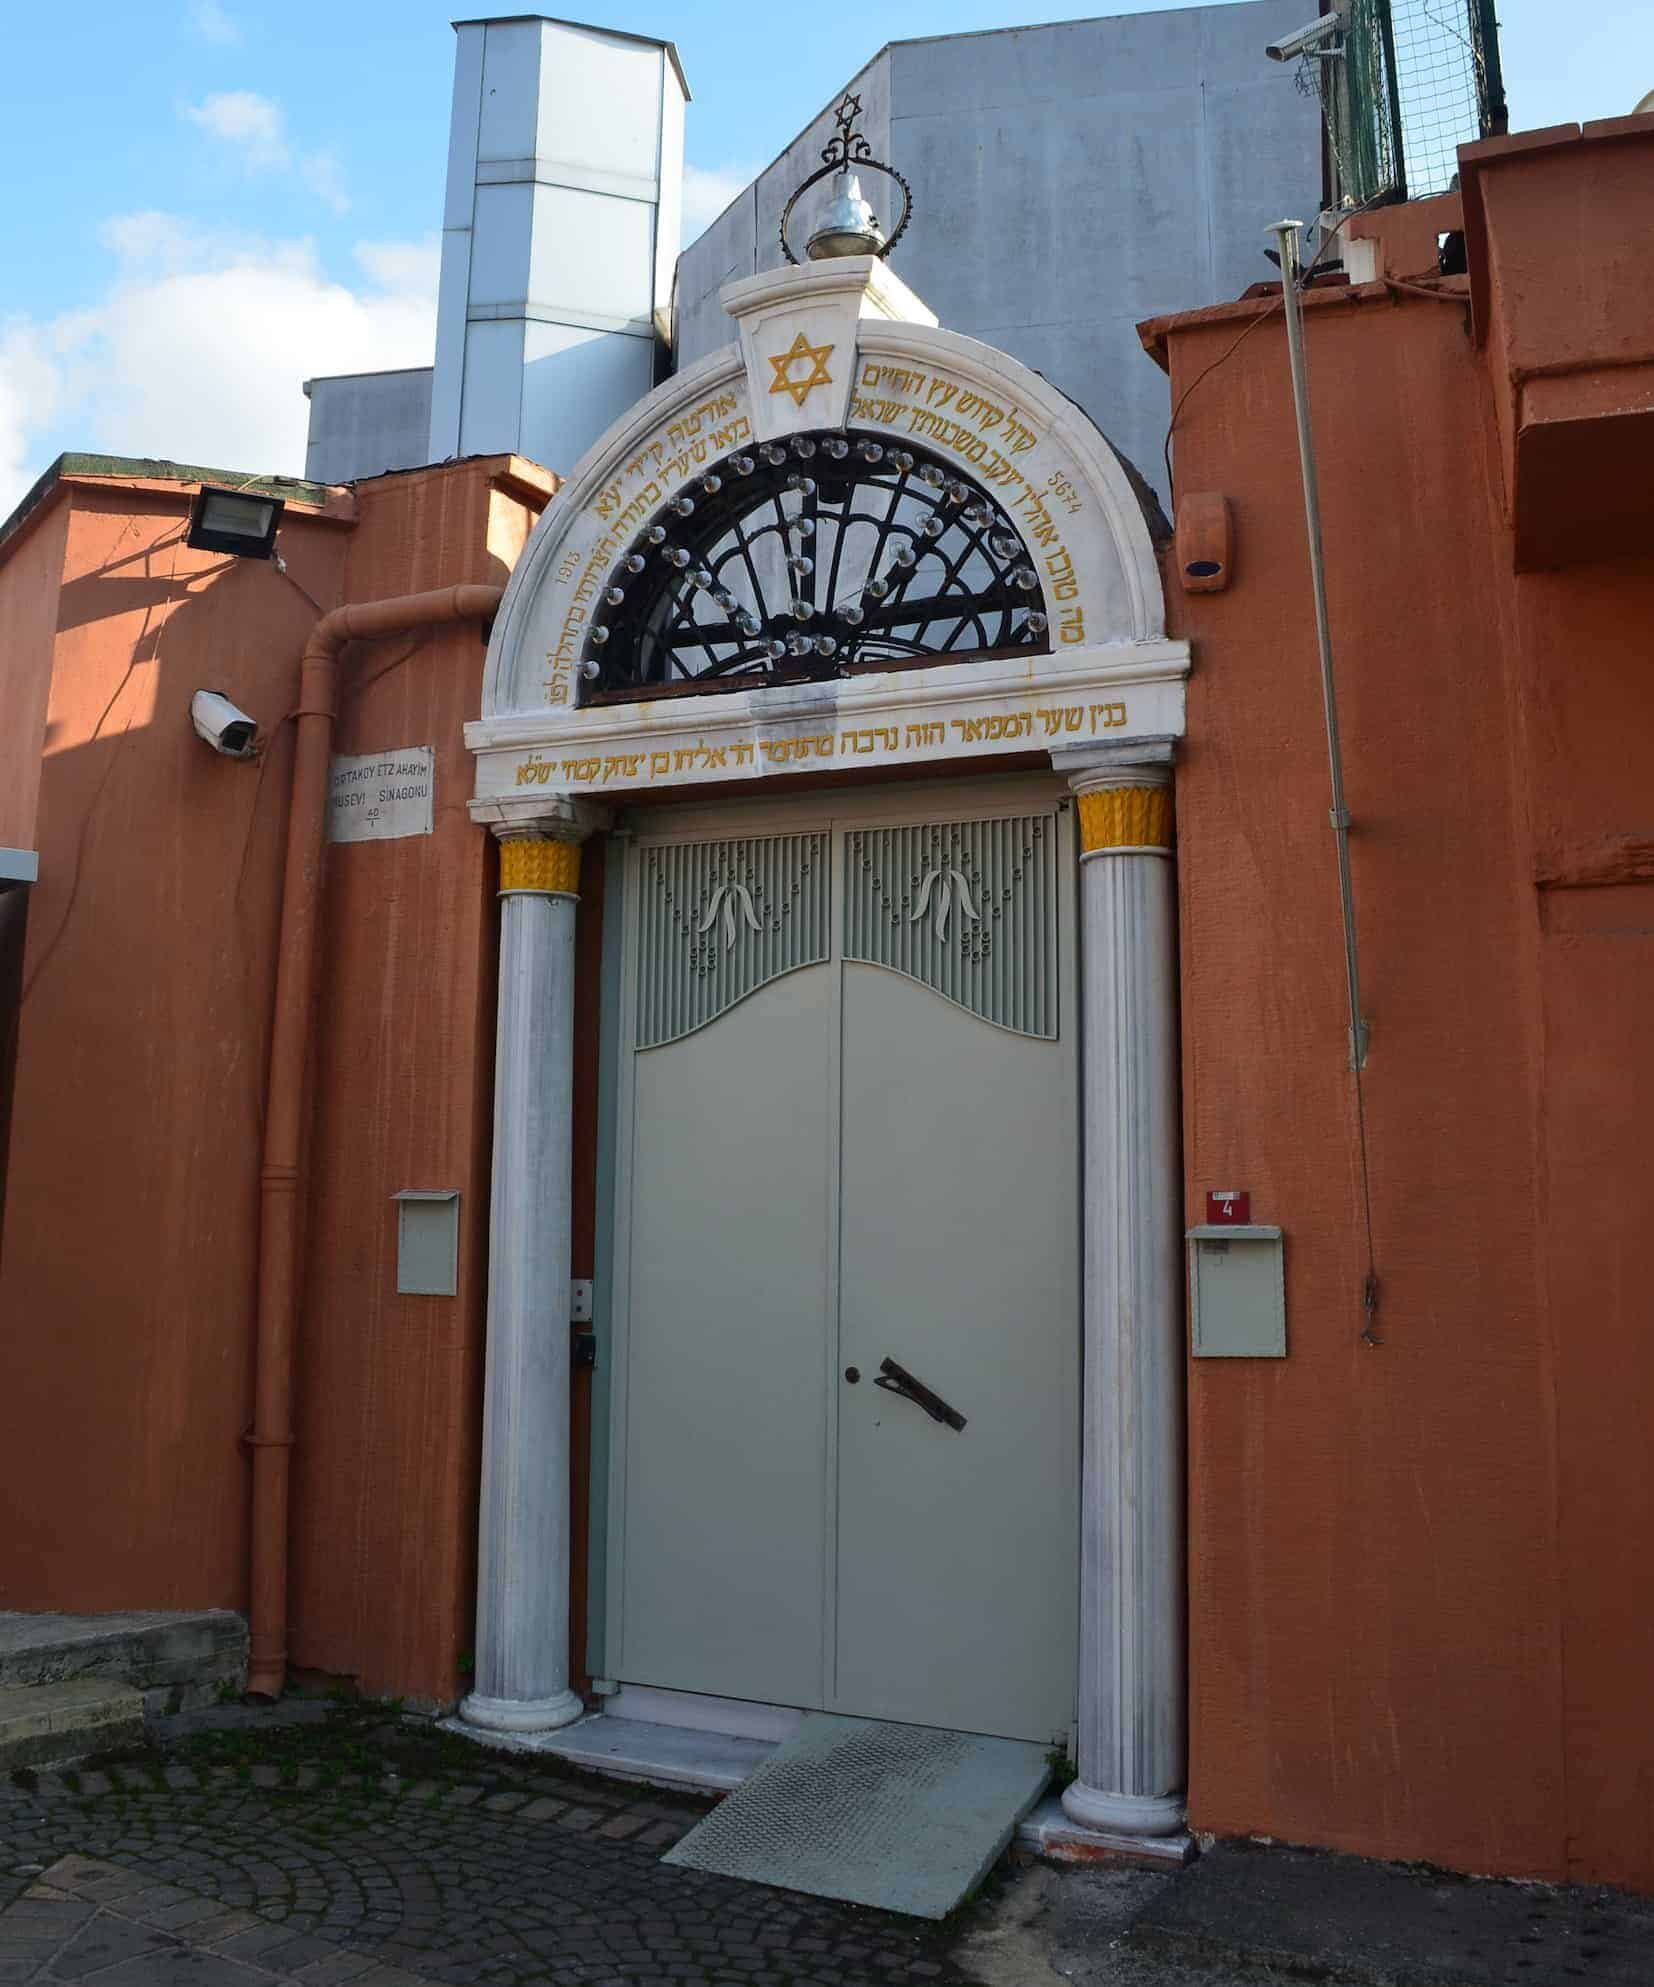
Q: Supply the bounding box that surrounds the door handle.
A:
[873,1357,967,1433]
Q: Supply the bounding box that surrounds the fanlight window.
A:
[580,429,1050,703]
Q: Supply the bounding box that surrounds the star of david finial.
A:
[766,331,835,408]
[777,89,913,265]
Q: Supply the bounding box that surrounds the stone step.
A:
[0,1678,145,1770]
[0,1610,247,1714]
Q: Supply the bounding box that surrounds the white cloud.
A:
[183,89,287,168]
[188,0,241,44]
[681,162,760,245]
[0,322,72,518]
[0,216,440,517]
[179,91,348,211]
[353,238,443,294]
[100,210,221,271]
[300,151,350,216]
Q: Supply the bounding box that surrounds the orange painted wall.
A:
[1157,249,1654,1881]
[1516,560,1654,1889]
[0,499,71,855]
[0,486,349,1608]
[288,462,548,1704]
[0,460,549,1707]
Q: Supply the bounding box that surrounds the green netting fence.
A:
[1304,0,1508,207]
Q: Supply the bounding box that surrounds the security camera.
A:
[1266,15,1342,61]
[190,689,259,759]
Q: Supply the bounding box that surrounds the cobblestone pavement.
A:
[0,1704,977,1986]
[2,1853,448,1984]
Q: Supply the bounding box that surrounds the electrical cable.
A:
[1162,204,1369,505]
[271,557,328,617]
[1271,215,1385,1348]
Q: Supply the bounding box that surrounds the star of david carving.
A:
[766,331,835,408]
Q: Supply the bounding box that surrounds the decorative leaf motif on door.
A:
[638,832,828,1048]
[909,865,977,943]
[699,880,763,951]
[845,814,1059,1038]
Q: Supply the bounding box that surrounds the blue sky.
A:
[0,0,1647,513]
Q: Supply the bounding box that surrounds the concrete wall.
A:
[673,2,1321,503]
[0,458,550,1704]
[287,461,551,1702]
[1152,131,1654,1887]
[0,496,69,856]
[0,485,350,1615]
[304,369,434,485]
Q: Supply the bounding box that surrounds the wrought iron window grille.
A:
[579,429,1051,705]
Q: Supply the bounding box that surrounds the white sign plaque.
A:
[328,748,435,844]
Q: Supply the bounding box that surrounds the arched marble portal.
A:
[463,254,1190,1837]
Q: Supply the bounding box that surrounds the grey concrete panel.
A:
[889,8,1213,113]
[476,19,545,161]
[891,90,1216,330]
[1197,0,1332,84]
[458,319,526,458]
[441,24,486,231]
[518,321,655,478]
[947,311,1175,536]
[674,191,757,372]
[674,51,889,371]
[303,369,434,485]
[1201,72,1323,302]
[671,2,1321,503]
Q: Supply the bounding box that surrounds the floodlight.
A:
[186,484,285,559]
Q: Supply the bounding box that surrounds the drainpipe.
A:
[246,582,504,1700]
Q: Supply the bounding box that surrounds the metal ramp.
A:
[663,1712,1050,1919]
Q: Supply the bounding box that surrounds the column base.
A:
[1061,1780,1186,1837]
[459,1688,586,1736]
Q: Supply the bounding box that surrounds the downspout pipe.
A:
[247,581,504,1700]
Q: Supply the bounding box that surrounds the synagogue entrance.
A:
[603,777,1080,1745]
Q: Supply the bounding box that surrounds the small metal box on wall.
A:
[1187,1224,1286,1357]
[393,1190,460,1297]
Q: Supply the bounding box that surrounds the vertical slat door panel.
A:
[834,807,1079,1742]
[611,795,1079,1741]
[618,832,833,1705]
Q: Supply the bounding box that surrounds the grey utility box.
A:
[393,1190,460,1296]
[1187,1224,1286,1358]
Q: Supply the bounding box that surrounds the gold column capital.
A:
[497,835,582,897]
[483,799,607,899]
[1075,782,1174,856]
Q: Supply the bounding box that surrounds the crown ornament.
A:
[778,92,913,265]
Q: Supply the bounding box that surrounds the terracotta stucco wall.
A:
[1518,560,1654,1888]
[0,500,71,853]
[0,489,349,1608]
[1160,267,1654,1885]
[288,461,549,1704]
[0,462,548,1710]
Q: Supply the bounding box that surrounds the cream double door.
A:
[605,779,1080,1744]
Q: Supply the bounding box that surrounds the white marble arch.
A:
[466,257,1185,813]
[461,257,1190,1842]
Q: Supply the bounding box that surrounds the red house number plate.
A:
[1205,1190,1250,1225]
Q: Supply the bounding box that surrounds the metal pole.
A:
[1270,219,1369,1071]
[1376,0,1408,200]
[1473,0,1509,135]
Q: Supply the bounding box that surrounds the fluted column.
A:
[1058,741,1185,1835]
[461,811,600,1735]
